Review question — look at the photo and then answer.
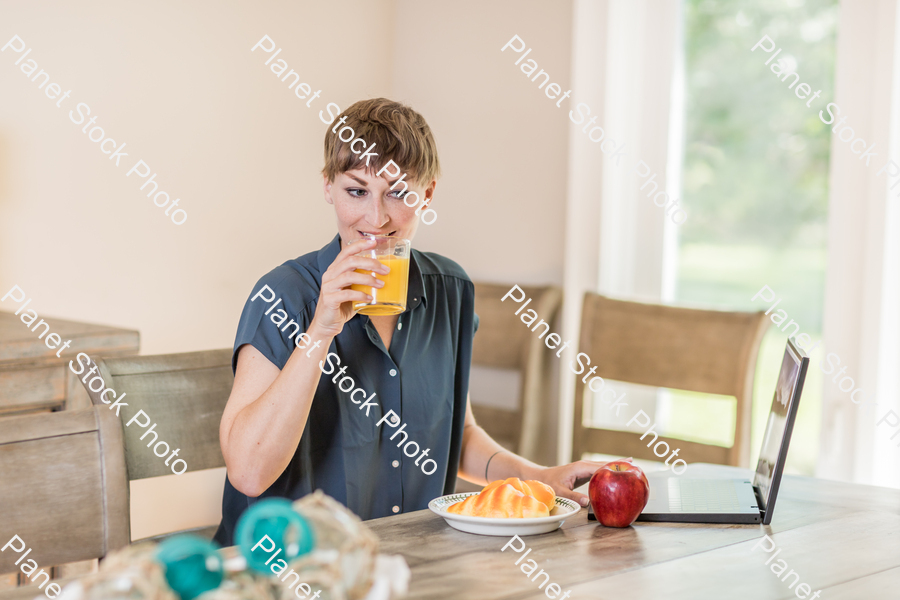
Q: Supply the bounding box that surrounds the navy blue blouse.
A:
[213,234,478,546]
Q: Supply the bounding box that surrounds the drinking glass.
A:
[351,235,411,315]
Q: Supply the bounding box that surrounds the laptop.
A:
[588,337,808,525]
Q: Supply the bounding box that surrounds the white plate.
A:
[428,492,581,536]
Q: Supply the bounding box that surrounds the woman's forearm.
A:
[458,422,605,506]
[222,325,334,496]
[458,422,543,486]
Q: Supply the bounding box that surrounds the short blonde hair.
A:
[322,98,441,186]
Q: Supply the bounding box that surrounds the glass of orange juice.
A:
[351,235,411,316]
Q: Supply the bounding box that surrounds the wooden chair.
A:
[0,407,129,599]
[80,349,234,540]
[470,283,562,461]
[571,293,768,468]
[0,311,139,418]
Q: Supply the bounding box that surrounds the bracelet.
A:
[485,450,508,482]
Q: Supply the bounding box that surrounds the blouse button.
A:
[389,368,397,377]
[397,322,403,330]
[392,460,400,468]
[390,414,400,425]
[392,505,400,514]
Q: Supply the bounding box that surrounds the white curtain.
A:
[817,0,900,488]
[558,0,681,464]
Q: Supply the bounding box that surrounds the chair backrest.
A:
[81,349,234,480]
[470,283,562,460]
[572,293,768,467]
[0,407,129,574]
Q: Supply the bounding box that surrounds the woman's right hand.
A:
[309,237,390,338]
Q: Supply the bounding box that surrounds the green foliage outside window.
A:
[672,0,838,475]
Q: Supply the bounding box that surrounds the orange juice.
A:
[351,254,410,315]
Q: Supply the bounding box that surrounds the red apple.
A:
[589,460,650,528]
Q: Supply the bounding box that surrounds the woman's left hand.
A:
[533,458,632,506]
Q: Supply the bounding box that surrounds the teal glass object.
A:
[155,535,224,600]
[235,498,315,574]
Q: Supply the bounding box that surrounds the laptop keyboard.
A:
[668,478,745,513]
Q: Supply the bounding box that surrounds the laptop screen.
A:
[752,339,808,519]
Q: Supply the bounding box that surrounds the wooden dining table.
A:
[367,464,900,600]
[0,310,139,418]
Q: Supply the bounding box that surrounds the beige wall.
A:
[391,0,572,467]
[0,0,571,537]
[391,0,572,285]
[0,0,396,357]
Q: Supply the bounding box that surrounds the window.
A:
[673,0,839,475]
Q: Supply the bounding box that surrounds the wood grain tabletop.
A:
[366,464,900,600]
[0,310,139,365]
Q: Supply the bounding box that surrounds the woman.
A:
[213,98,604,545]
